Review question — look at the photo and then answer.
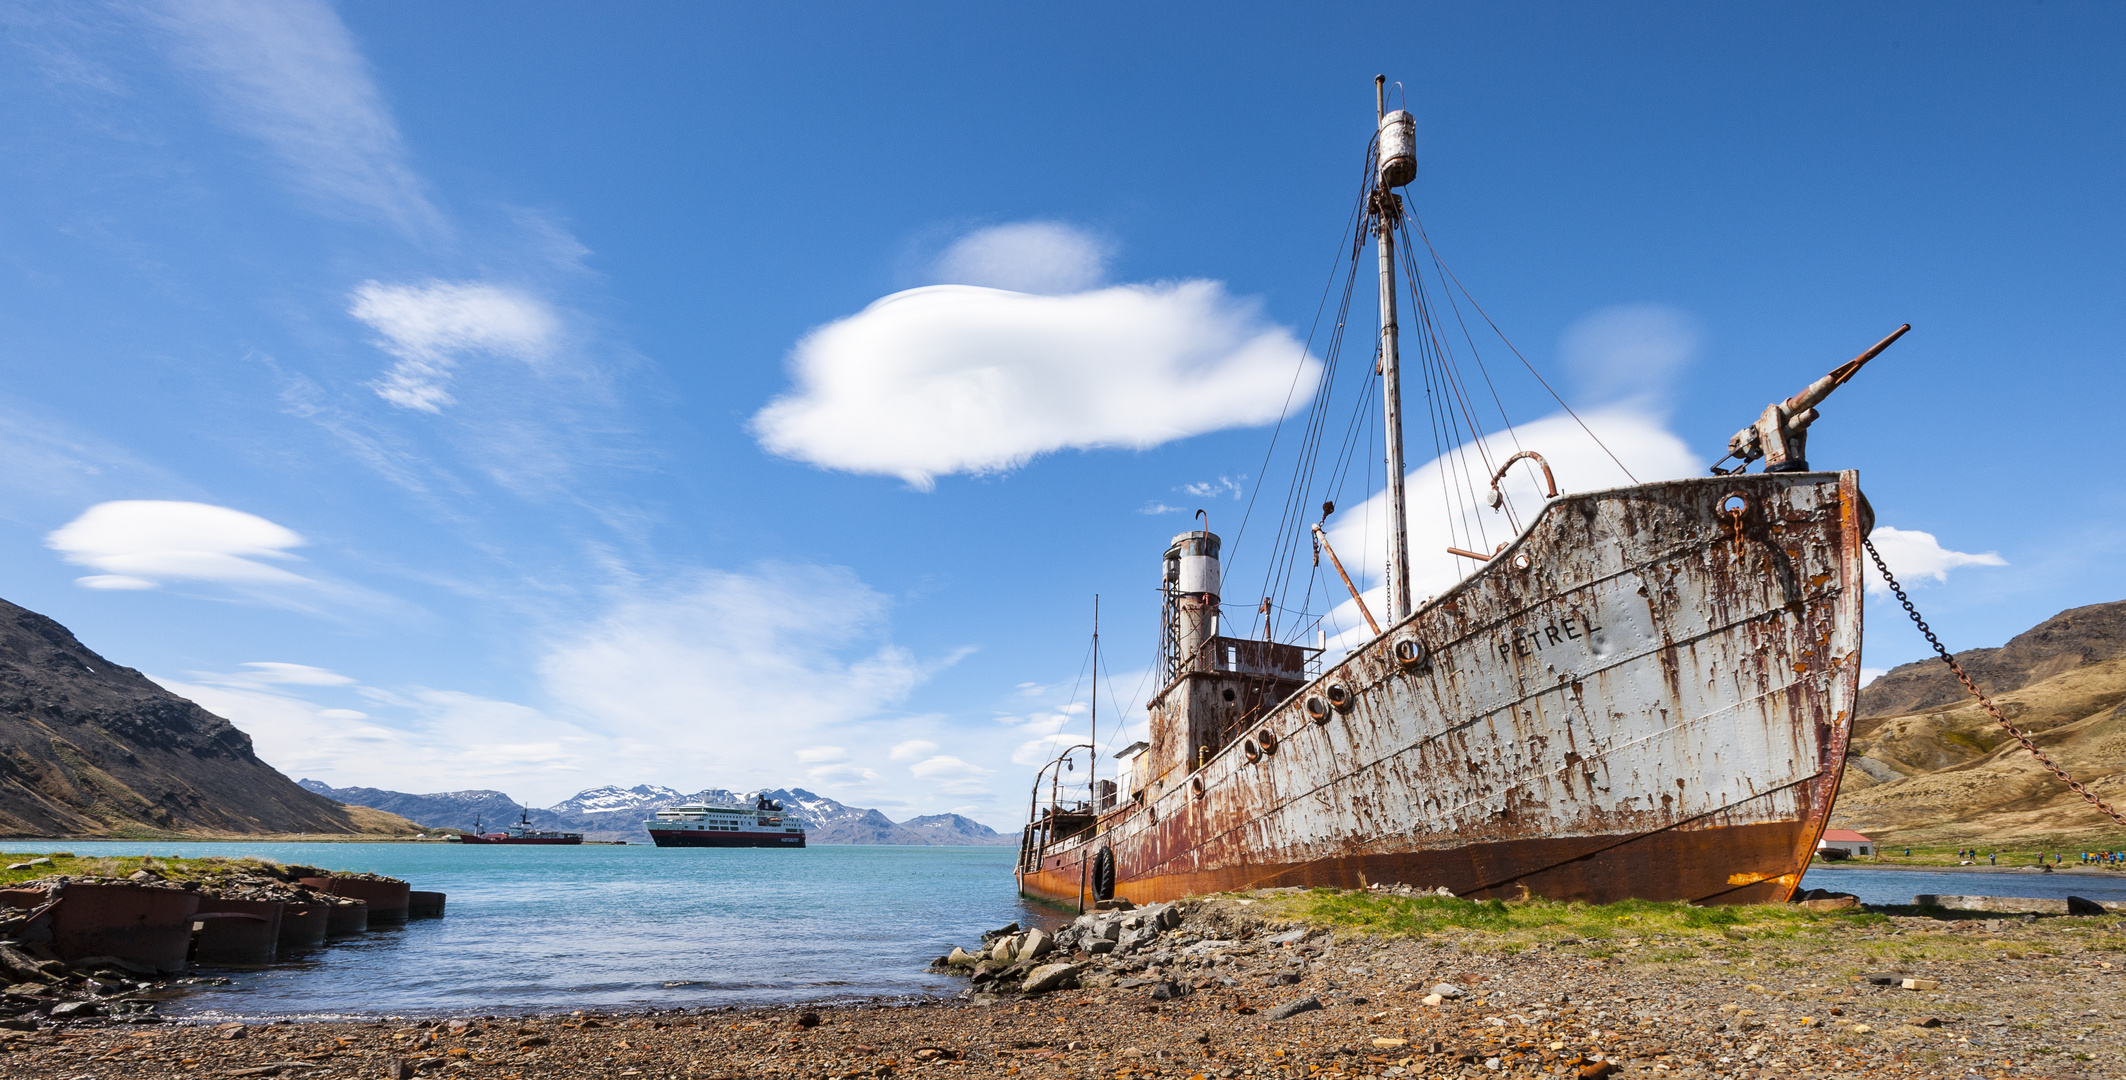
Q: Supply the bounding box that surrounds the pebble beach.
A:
[7,888,2122,1080]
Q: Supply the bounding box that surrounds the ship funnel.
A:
[1160,530,1222,679]
[1378,111,1416,188]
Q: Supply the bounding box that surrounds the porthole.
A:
[1305,696,1331,723]
[1258,729,1278,755]
[1243,738,1261,763]
[1327,683,1355,713]
[1393,639,1430,671]
[1221,688,1237,702]
[1190,776,1204,797]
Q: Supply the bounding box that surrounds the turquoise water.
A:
[1804,865,2126,906]
[0,841,1060,1020]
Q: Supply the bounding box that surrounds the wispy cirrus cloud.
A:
[349,280,563,412]
[143,0,445,237]
[931,221,1110,295]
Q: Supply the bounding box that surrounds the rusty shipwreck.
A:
[1015,78,1904,908]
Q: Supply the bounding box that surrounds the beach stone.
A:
[1863,972,1901,985]
[2067,895,2108,916]
[989,936,1019,963]
[1905,1016,1943,1028]
[385,1058,417,1080]
[49,1000,98,1018]
[1421,993,1444,1007]
[1149,980,1186,1001]
[981,921,1020,943]
[1263,928,1309,945]
[1901,977,1940,991]
[946,947,979,967]
[1265,995,1324,1021]
[1017,928,1054,963]
[1087,939,1116,955]
[1801,897,1858,912]
[1022,963,1080,994]
[1429,982,1465,999]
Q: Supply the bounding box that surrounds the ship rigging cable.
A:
[1866,538,2126,827]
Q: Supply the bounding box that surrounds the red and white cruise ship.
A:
[645,794,807,848]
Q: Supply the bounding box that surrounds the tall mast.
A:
[1374,76,1414,623]
[1089,594,1098,809]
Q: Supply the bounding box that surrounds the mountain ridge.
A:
[298,779,1015,845]
[0,596,419,837]
[1831,598,2126,844]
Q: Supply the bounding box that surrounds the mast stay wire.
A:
[1224,145,1378,581]
[1398,214,1511,539]
[1403,210,1638,485]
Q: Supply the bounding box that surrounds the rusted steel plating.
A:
[1018,471,1866,909]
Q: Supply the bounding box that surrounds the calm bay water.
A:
[0,841,1063,1020]
[1803,864,2126,907]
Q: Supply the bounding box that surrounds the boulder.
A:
[2067,895,2109,916]
[981,921,1021,944]
[989,936,1019,964]
[1265,996,1324,1021]
[1149,980,1187,1001]
[1017,929,1055,963]
[946,947,979,967]
[1429,982,1465,999]
[1022,963,1080,994]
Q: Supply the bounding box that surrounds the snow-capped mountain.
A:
[301,779,1013,845]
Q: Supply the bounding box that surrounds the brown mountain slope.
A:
[0,596,399,837]
[1830,599,2126,844]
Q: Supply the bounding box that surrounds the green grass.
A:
[1264,888,1883,951]
[0,851,334,889]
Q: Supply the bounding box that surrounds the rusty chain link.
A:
[1863,537,2126,827]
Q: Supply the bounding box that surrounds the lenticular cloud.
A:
[751,282,1320,489]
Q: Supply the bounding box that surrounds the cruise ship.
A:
[645,794,807,848]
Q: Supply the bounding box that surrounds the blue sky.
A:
[0,3,2119,828]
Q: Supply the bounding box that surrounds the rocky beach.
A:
[6,886,2122,1079]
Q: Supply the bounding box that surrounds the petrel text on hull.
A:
[1016,77,1906,908]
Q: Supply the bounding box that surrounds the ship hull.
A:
[1018,472,1865,907]
[647,831,806,848]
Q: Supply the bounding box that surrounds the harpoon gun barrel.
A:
[1725,323,1909,473]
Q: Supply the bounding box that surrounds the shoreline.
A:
[11,892,2120,1079]
[1811,860,2126,876]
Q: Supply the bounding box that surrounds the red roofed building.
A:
[1817,829,1874,858]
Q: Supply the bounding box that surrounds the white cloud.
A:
[752,281,1320,490]
[889,739,939,762]
[1183,476,1246,500]
[232,662,355,686]
[908,755,993,796]
[537,563,950,793]
[796,745,849,764]
[349,280,562,412]
[1860,667,1888,687]
[932,222,1109,295]
[1863,526,2006,596]
[1559,304,1701,406]
[144,0,444,236]
[155,671,595,798]
[47,500,310,591]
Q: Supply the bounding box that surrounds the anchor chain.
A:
[1863,537,2126,827]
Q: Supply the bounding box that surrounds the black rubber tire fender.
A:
[1091,846,1116,901]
